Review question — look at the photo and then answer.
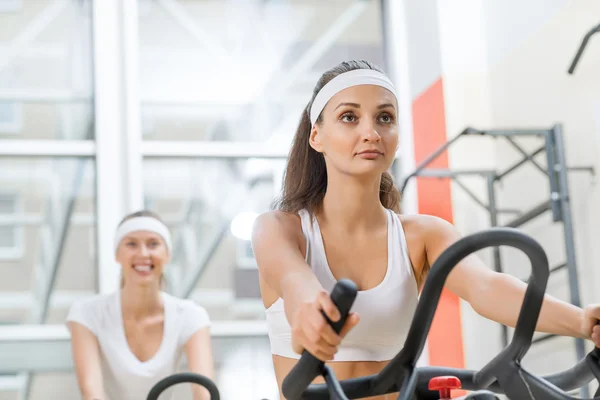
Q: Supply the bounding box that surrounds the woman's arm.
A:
[251,211,359,360]
[185,327,214,400]
[68,322,107,400]
[418,215,596,340]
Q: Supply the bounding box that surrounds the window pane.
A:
[138,0,385,142]
[0,1,94,140]
[143,158,283,321]
[0,157,96,325]
[9,336,277,400]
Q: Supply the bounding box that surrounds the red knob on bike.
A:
[428,376,462,399]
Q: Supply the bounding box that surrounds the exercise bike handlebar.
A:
[146,372,220,400]
[282,227,600,400]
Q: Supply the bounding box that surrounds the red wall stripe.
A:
[412,78,466,373]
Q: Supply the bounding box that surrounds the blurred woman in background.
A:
[67,210,214,400]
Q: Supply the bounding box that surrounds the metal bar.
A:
[532,333,557,345]
[181,220,231,299]
[567,166,595,175]
[478,129,550,137]
[399,132,466,191]
[550,263,567,273]
[0,322,269,374]
[568,22,600,74]
[497,208,521,215]
[545,130,563,222]
[93,0,131,295]
[452,178,488,211]
[552,124,587,380]
[156,0,232,63]
[503,201,551,228]
[122,0,144,212]
[142,141,291,158]
[0,89,91,103]
[0,0,70,74]
[504,138,546,174]
[411,168,496,178]
[487,173,508,347]
[496,142,546,180]
[273,1,368,99]
[398,128,484,195]
[0,140,95,157]
[36,128,93,323]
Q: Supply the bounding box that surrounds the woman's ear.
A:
[309,125,324,153]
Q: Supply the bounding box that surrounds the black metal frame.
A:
[568,22,600,74]
[278,229,600,400]
[147,228,600,400]
[399,124,595,396]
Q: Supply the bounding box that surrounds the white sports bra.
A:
[265,208,419,362]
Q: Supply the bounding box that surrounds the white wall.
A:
[438,0,600,379]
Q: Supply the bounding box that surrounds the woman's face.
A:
[115,230,170,288]
[309,84,399,178]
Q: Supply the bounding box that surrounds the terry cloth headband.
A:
[309,69,397,126]
[113,217,172,254]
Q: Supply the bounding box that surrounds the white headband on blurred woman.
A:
[114,217,172,254]
[309,69,397,126]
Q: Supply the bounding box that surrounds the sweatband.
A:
[113,217,172,254]
[309,69,397,126]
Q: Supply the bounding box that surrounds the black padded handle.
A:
[146,372,220,400]
[374,228,549,395]
[281,279,358,400]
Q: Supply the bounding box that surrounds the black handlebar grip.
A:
[146,372,220,400]
[281,279,358,400]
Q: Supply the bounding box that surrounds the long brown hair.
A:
[117,210,167,289]
[272,60,401,214]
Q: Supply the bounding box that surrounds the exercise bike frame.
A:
[147,227,600,400]
[282,228,600,400]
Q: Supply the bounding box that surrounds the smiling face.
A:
[115,230,170,288]
[308,84,399,178]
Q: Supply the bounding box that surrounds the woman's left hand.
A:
[582,305,600,347]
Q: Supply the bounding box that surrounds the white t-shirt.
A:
[66,290,211,400]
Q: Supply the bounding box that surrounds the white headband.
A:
[114,217,172,254]
[309,69,397,126]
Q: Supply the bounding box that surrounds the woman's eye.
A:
[379,113,394,124]
[341,113,357,123]
[126,242,136,247]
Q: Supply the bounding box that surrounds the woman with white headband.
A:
[251,60,600,399]
[66,210,214,400]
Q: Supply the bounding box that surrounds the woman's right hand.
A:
[290,290,360,361]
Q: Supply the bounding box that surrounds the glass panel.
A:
[0,157,96,325]
[0,1,94,140]
[138,0,385,142]
[143,158,284,321]
[8,336,276,400]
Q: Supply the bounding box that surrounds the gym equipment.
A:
[399,125,595,387]
[146,372,221,400]
[568,22,600,74]
[147,228,600,399]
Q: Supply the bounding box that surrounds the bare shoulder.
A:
[251,210,306,256]
[253,210,302,239]
[399,213,459,239]
[397,214,462,287]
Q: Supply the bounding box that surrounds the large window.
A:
[138,0,385,142]
[0,1,96,398]
[0,0,388,398]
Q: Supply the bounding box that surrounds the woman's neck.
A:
[319,172,387,233]
[120,284,163,319]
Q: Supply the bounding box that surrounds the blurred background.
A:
[0,0,599,399]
